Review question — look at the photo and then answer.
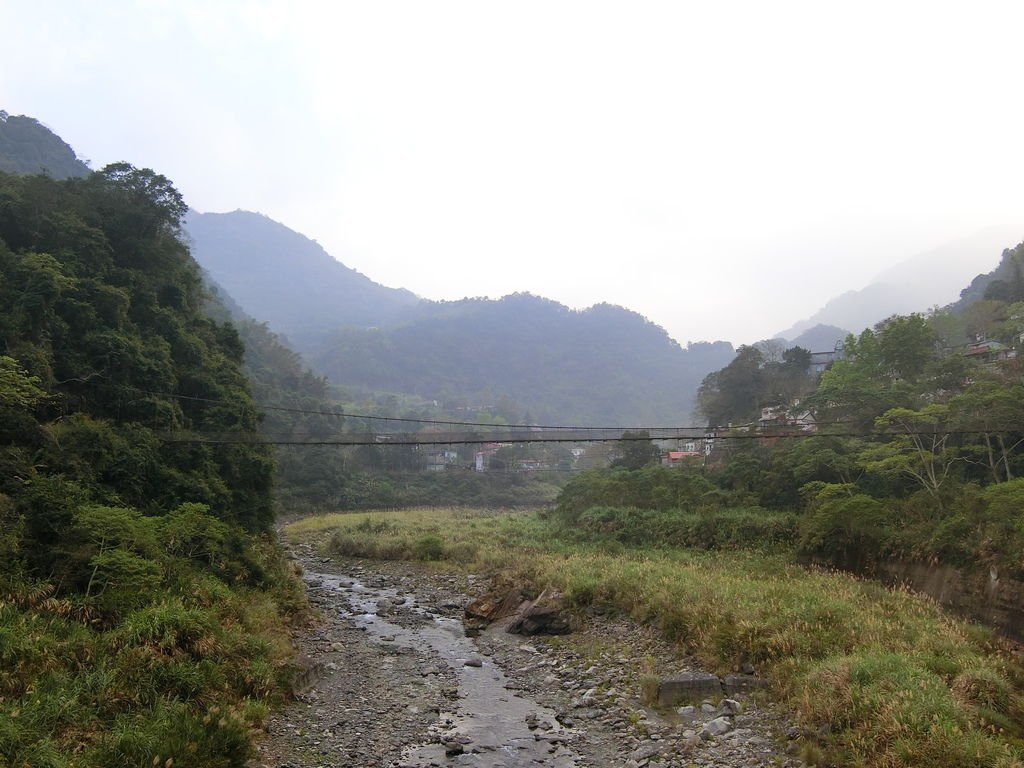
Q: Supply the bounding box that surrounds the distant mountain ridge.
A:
[0,111,90,178]
[951,240,1024,311]
[181,211,737,424]
[184,210,420,344]
[306,293,735,424]
[783,324,851,352]
[777,226,1024,339]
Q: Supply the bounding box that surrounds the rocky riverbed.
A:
[251,542,807,767]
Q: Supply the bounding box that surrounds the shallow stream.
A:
[307,571,582,767]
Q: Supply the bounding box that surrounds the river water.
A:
[307,571,582,767]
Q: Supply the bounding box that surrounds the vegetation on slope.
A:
[0,166,305,766]
[0,112,90,179]
[201,286,565,511]
[308,294,735,424]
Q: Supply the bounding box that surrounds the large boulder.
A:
[657,672,723,706]
[506,588,572,635]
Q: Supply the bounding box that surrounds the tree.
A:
[860,405,962,513]
[963,300,1005,340]
[877,314,936,380]
[799,483,891,567]
[698,345,764,426]
[0,356,48,410]
[951,380,1024,483]
[611,430,661,470]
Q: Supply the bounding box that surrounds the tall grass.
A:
[287,508,1024,768]
[0,533,305,768]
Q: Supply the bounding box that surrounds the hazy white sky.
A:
[4,0,1024,344]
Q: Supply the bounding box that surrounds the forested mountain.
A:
[951,240,1024,310]
[305,294,734,425]
[777,226,1022,340]
[185,213,735,424]
[184,210,420,343]
[0,111,90,179]
[1,115,734,427]
[0,165,303,764]
[783,323,850,351]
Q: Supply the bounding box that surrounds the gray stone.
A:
[630,742,662,762]
[723,673,767,694]
[656,672,723,707]
[717,698,743,716]
[578,687,599,706]
[463,656,484,668]
[676,704,697,722]
[701,716,734,738]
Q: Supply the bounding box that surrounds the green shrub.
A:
[798,484,892,567]
[412,535,445,561]
[572,505,797,550]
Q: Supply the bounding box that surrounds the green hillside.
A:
[0,111,90,179]
[0,165,302,766]
[308,294,735,425]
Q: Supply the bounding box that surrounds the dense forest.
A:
[0,165,305,766]
[305,294,734,425]
[198,279,566,512]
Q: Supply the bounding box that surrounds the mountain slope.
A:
[308,293,735,425]
[778,226,1023,339]
[0,111,90,178]
[785,323,851,352]
[184,210,735,424]
[951,240,1024,310]
[184,210,420,343]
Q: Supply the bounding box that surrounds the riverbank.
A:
[280,508,1024,768]
[252,536,798,767]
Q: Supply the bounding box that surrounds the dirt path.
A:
[251,542,805,768]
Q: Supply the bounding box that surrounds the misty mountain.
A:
[1,112,734,424]
[784,323,851,352]
[183,209,735,424]
[306,293,735,425]
[184,210,420,344]
[777,226,1023,339]
[951,240,1024,310]
[0,111,90,179]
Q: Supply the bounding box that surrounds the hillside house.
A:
[426,449,459,472]
[758,405,816,432]
[661,450,702,467]
[808,341,846,374]
[964,339,1017,365]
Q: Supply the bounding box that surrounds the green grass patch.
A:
[287,508,1024,768]
[0,527,306,768]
